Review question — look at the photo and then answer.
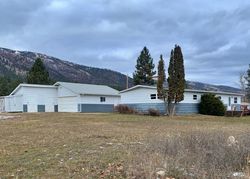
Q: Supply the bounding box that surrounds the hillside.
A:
[0,47,241,93]
[0,47,132,90]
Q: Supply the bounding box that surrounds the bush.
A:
[115,105,137,114]
[148,108,160,116]
[199,93,226,116]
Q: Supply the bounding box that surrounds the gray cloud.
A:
[0,0,250,87]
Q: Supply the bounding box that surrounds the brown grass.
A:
[0,113,250,178]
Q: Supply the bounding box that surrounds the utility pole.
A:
[126,75,129,89]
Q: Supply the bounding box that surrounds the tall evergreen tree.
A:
[157,55,166,100]
[133,47,156,85]
[246,64,250,102]
[167,45,185,116]
[27,58,51,84]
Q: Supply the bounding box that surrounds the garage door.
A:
[58,97,77,112]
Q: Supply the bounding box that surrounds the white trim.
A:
[81,93,120,97]
[10,84,57,96]
[120,85,156,93]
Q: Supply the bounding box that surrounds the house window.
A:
[150,94,156,99]
[234,97,237,104]
[100,97,106,102]
[193,95,197,100]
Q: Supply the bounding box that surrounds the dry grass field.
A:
[0,113,250,178]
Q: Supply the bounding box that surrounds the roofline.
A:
[120,85,156,93]
[81,93,120,97]
[54,81,115,88]
[54,82,119,95]
[184,89,244,96]
[53,82,78,95]
[120,85,244,96]
[10,83,56,96]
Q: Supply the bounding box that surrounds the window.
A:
[234,97,237,104]
[100,97,106,102]
[193,95,197,100]
[150,94,156,99]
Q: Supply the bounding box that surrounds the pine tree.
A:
[0,76,22,96]
[174,45,185,103]
[0,77,9,96]
[167,45,185,116]
[27,58,51,84]
[133,47,156,85]
[246,64,250,102]
[157,55,166,100]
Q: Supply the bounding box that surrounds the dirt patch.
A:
[0,115,20,120]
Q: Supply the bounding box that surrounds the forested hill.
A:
[0,47,133,90]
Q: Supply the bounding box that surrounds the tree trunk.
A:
[167,102,176,117]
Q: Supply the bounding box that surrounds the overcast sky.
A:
[0,0,250,87]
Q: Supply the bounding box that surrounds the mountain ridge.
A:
[0,47,241,93]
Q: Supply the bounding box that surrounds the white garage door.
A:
[58,97,77,112]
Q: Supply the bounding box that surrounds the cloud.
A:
[0,0,249,87]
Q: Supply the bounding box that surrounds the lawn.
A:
[0,113,250,178]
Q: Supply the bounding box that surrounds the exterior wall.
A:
[80,95,120,105]
[125,103,198,115]
[58,86,76,97]
[5,95,23,112]
[21,87,58,112]
[121,88,162,104]
[57,86,79,112]
[78,95,119,113]
[80,104,114,113]
[120,87,242,114]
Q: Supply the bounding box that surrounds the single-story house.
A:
[119,85,243,115]
[3,82,120,113]
[1,82,243,114]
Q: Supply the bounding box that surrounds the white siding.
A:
[21,87,58,112]
[80,95,120,105]
[58,86,76,97]
[121,88,162,104]
[181,92,201,104]
[5,95,23,112]
[120,87,242,110]
[58,96,78,112]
